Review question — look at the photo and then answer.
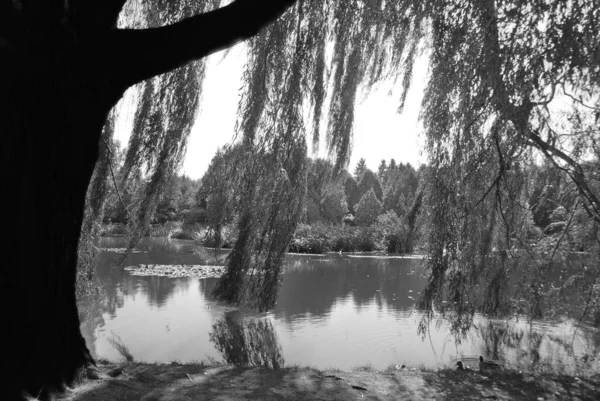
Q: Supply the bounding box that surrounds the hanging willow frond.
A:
[81,0,598,323]
[113,0,213,263]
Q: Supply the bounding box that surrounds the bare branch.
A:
[530,77,559,107]
[562,84,600,111]
[102,137,133,222]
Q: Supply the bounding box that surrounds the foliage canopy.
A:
[87,0,599,324]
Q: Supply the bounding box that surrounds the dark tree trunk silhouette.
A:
[1,1,296,399]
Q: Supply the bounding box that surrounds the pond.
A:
[79,237,600,373]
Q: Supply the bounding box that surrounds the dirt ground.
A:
[55,361,600,401]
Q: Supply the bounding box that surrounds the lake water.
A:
[79,237,599,373]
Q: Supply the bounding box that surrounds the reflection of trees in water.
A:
[192,246,230,265]
[144,276,179,308]
[478,321,600,374]
[199,277,219,299]
[98,237,226,267]
[77,272,138,359]
[78,264,182,357]
[277,257,426,321]
[209,311,284,369]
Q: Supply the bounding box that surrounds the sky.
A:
[114,43,428,180]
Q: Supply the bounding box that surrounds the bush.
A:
[373,211,408,253]
[148,221,181,237]
[289,223,381,253]
[329,225,377,252]
[330,226,356,252]
[353,226,377,251]
[169,223,205,240]
[289,223,329,254]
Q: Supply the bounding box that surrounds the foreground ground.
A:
[53,361,600,401]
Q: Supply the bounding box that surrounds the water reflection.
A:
[98,237,228,267]
[77,238,599,373]
[477,320,600,374]
[276,255,425,320]
[209,311,284,369]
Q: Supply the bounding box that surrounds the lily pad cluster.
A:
[124,264,225,279]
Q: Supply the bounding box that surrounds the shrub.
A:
[373,211,408,253]
[289,223,329,253]
[149,221,181,237]
[169,223,205,240]
[330,226,357,252]
[354,226,377,251]
[289,215,412,254]
[329,225,377,252]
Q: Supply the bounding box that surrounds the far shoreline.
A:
[99,236,427,259]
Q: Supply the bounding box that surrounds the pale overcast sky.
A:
[115,44,428,180]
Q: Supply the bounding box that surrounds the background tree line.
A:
[104,141,598,270]
[99,139,204,228]
[194,144,426,254]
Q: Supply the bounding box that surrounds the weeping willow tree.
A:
[113,1,214,265]
[204,0,600,324]
[408,0,600,335]
[90,0,598,324]
[5,0,598,397]
[3,0,298,399]
[110,0,425,311]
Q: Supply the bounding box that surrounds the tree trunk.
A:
[3,36,118,399]
[1,1,297,398]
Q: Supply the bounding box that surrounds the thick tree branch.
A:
[530,77,558,107]
[106,0,297,90]
[526,130,600,223]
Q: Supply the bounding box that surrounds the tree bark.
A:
[2,1,296,398]
[3,39,108,399]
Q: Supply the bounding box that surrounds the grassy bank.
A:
[55,361,600,401]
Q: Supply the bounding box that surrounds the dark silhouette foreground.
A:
[1,1,296,399]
